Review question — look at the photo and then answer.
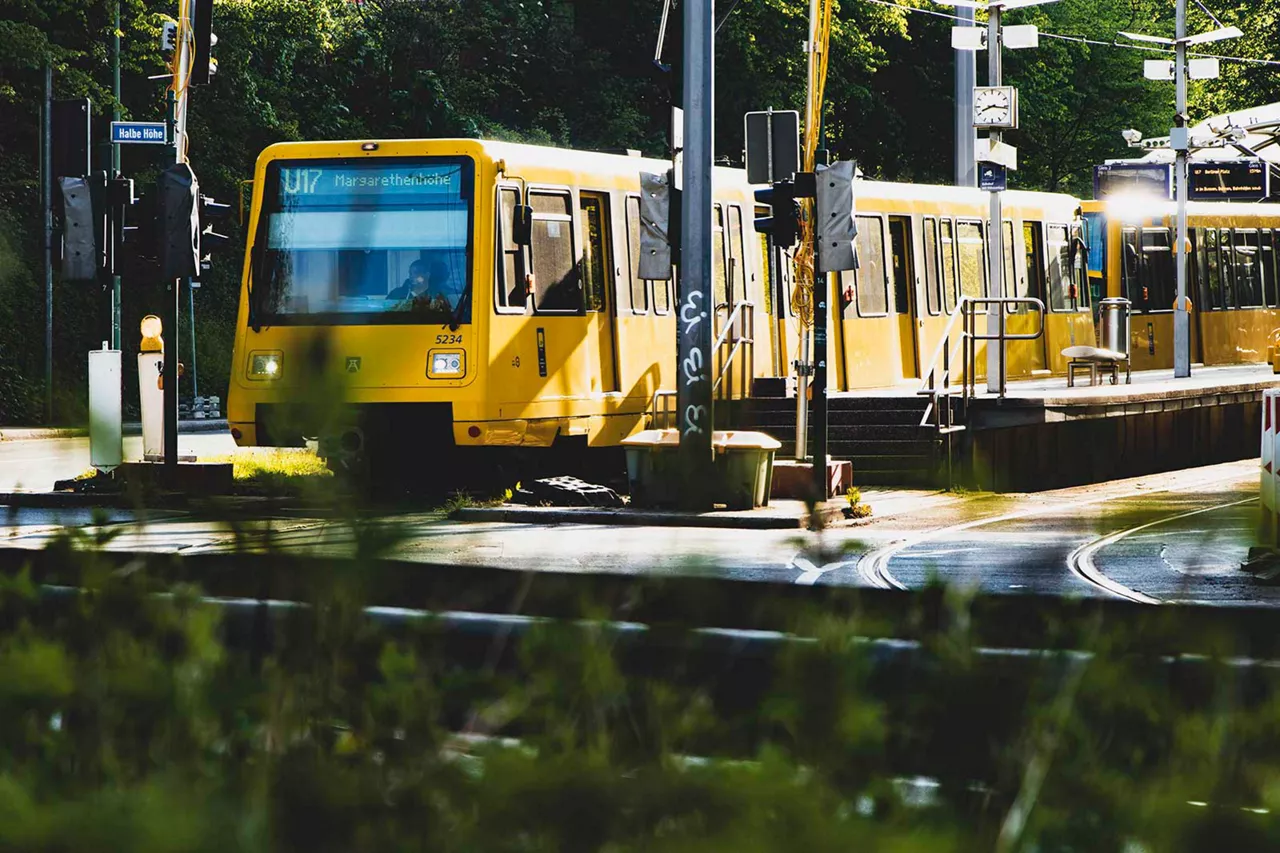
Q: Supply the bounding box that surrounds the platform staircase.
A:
[731,395,947,487]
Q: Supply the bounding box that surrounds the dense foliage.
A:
[3,524,1280,850]
[0,0,1274,423]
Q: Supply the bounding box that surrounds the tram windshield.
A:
[254,157,474,325]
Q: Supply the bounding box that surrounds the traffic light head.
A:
[157,163,200,279]
[197,194,233,271]
[753,179,800,249]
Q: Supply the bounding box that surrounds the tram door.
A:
[888,217,920,379]
[1009,221,1048,375]
[580,192,620,394]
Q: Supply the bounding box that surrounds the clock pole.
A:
[1173,0,1191,379]
[985,3,1003,394]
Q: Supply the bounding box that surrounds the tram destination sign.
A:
[1187,158,1269,202]
[110,121,167,145]
[1093,163,1172,200]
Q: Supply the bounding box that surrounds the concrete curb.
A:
[0,420,228,441]
[0,427,87,442]
[452,503,846,530]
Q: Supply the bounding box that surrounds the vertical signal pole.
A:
[679,0,714,509]
[955,5,977,187]
[985,4,1003,393]
[1173,0,1191,378]
[805,0,826,503]
[111,0,122,349]
[43,62,54,425]
[164,1,192,469]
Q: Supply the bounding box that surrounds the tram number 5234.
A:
[436,334,463,345]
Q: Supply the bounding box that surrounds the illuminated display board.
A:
[1093,163,1173,199]
[1187,158,1269,201]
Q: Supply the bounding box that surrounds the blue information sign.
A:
[110,121,167,145]
[978,162,1007,192]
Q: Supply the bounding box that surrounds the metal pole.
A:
[678,0,714,509]
[795,0,820,464]
[955,5,977,188]
[985,6,1003,394]
[165,87,180,469]
[111,0,122,350]
[164,1,191,469]
[189,283,198,399]
[43,62,53,425]
[1173,0,1191,379]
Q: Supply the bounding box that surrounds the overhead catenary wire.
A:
[860,0,1280,68]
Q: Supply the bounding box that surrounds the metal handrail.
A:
[649,389,678,430]
[712,301,755,398]
[962,297,1045,400]
[916,296,1046,427]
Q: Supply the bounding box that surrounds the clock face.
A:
[974,86,1017,128]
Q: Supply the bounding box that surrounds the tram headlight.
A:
[428,349,465,378]
[248,351,282,379]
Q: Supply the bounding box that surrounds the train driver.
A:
[387,259,456,309]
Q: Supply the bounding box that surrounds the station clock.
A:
[973,86,1019,129]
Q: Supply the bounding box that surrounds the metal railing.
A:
[712,301,755,399]
[917,296,1046,431]
[647,301,755,431]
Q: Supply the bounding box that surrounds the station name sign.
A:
[110,121,167,145]
[1187,158,1269,202]
[1093,163,1173,200]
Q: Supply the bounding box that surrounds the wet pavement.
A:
[0,454,1274,605]
[0,432,237,492]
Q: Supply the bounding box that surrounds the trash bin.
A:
[712,430,782,510]
[1098,297,1131,355]
[620,428,682,507]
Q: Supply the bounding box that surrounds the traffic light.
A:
[754,179,801,249]
[58,175,102,282]
[814,161,857,273]
[191,0,217,85]
[157,162,200,279]
[197,194,233,270]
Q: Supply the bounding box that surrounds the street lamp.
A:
[936,0,1060,392]
[1120,14,1242,379]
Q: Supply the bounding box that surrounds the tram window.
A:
[1002,220,1017,299]
[497,187,526,310]
[1219,229,1237,308]
[728,206,747,306]
[853,215,888,316]
[652,279,671,314]
[529,191,580,312]
[1259,227,1269,303]
[956,221,986,300]
[1023,222,1045,307]
[758,237,774,317]
[1234,229,1263,308]
[1205,229,1223,309]
[1047,223,1077,311]
[624,196,649,314]
[923,217,941,315]
[940,219,958,313]
[1140,228,1174,312]
[1120,228,1139,306]
[579,194,610,313]
[712,204,729,307]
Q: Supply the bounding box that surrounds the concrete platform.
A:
[970,363,1278,428]
[964,364,1275,491]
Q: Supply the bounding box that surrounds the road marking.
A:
[790,555,856,586]
[1067,497,1258,605]
[856,468,1257,592]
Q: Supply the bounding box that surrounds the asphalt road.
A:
[0,450,1274,605]
[0,432,237,492]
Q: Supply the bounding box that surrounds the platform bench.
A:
[1061,345,1131,387]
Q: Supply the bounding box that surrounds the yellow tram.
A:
[233,138,1261,473]
[1082,197,1280,370]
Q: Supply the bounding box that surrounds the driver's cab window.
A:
[497,187,526,310]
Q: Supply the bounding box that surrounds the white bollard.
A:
[88,344,122,472]
[138,315,165,461]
